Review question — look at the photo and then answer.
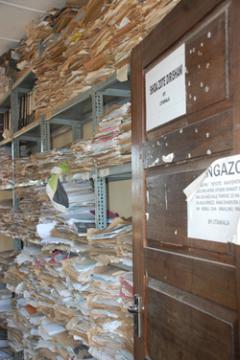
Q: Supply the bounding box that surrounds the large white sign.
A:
[145,44,186,131]
[184,155,240,244]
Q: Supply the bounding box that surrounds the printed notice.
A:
[145,44,186,131]
[184,155,240,244]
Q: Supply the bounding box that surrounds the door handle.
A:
[128,294,143,338]
[128,305,139,314]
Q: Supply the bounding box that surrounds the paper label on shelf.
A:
[184,154,240,243]
[145,44,186,131]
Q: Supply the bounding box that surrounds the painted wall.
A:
[108,179,132,218]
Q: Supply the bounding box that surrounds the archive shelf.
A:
[0,69,132,231]
[0,69,35,109]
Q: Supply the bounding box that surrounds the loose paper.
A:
[184,154,240,243]
[145,43,186,131]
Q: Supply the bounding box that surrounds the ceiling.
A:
[0,0,67,56]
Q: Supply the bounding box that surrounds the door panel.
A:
[146,169,193,247]
[147,281,237,360]
[143,110,233,169]
[131,0,240,359]
[186,12,228,114]
[145,248,237,310]
[146,166,234,255]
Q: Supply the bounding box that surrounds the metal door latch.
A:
[128,294,143,338]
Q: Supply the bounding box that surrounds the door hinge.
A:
[128,294,143,338]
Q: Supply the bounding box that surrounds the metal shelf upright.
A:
[92,73,131,229]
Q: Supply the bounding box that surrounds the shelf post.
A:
[92,89,106,229]
[95,171,107,229]
[92,91,103,134]
[10,90,19,133]
[40,114,50,152]
[11,139,23,250]
[11,139,20,159]
[11,140,19,210]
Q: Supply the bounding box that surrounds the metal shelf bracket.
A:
[40,114,50,152]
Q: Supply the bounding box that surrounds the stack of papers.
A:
[5,247,99,359]
[88,268,133,360]
[0,263,17,359]
[4,218,133,359]
[0,348,13,360]
[0,147,12,188]
[87,217,132,266]
[15,147,93,184]
[74,103,131,168]
[0,0,180,119]
[0,251,17,284]
[0,65,12,102]
[0,290,12,314]
[5,250,133,359]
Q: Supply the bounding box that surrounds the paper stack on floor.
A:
[5,246,98,359]
[4,195,133,360]
[88,269,133,360]
[0,253,16,360]
[5,248,133,359]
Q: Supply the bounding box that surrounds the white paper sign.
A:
[145,44,186,131]
[184,155,240,243]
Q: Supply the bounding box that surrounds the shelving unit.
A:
[0,70,132,231]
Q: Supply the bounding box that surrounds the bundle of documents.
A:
[0,251,17,284]
[4,195,133,360]
[72,102,131,169]
[15,148,74,183]
[0,257,17,360]
[87,217,132,267]
[88,268,133,360]
[16,7,77,71]
[0,290,12,314]
[0,0,179,119]
[89,102,131,167]
[0,211,16,241]
[15,144,94,185]
[0,147,12,188]
[5,246,98,359]
[13,186,44,244]
[38,179,95,252]
[0,66,11,100]
[5,248,133,359]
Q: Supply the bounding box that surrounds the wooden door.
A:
[131,0,240,359]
